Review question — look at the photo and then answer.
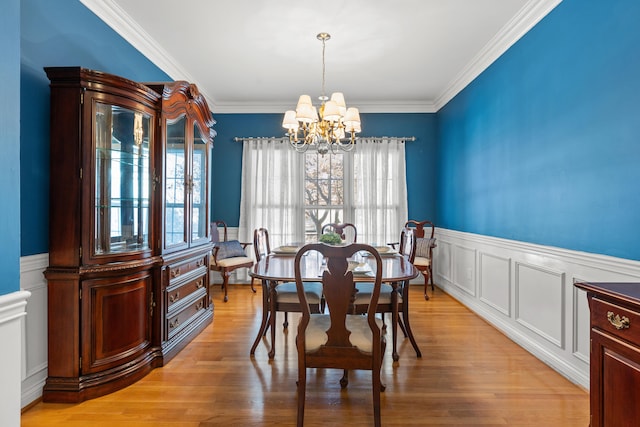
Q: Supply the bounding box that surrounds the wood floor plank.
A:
[21,284,589,426]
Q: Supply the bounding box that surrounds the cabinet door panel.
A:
[592,329,640,427]
[164,115,188,249]
[94,102,152,256]
[82,271,152,374]
[191,123,209,244]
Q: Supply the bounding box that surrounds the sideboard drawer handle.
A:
[607,311,630,330]
[169,292,180,303]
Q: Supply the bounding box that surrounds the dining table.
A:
[249,245,420,361]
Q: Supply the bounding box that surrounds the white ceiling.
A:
[80,0,561,113]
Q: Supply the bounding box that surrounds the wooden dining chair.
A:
[209,220,254,302]
[321,222,357,243]
[353,226,421,361]
[405,220,437,300]
[294,242,386,427]
[252,228,323,359]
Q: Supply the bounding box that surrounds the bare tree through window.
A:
[304,151,344,242]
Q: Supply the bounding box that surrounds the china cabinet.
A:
[43,68,215,403]
[574,281,640,427]
[146,81,215,360]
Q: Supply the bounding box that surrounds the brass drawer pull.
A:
[195,301,204,310]
[195,279,204,289]
[170,267,181,278]
[607,311,630,330]
[169,292,180,303]
[169,318,180,329]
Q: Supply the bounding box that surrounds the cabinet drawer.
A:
[167,275,207,310]
[166,295,208,339]
[592,297,640,344]
[168,255,207,282]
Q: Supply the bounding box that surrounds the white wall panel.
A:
[572,284,590,363]
[453,245,476,296]
[479,253,511,316]
[515,262,564,347]
[435,240,452,283]
[20,254,48,408]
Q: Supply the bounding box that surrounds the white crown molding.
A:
[212,100,437,114]
[434,0,562,110]
[81,0,560,115]
[78,0,219,109]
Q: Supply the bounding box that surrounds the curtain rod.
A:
[233,136,416,143]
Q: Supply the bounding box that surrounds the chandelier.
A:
[282,32,361,155]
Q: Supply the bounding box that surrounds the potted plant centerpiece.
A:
[319,232,343,245]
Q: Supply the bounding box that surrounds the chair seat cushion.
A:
[354,283,394,305]
[303,314,383,353]
[212,256,253,268]
[275,281,323,304]
[413,256,431,267]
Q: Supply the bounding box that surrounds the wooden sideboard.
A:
[574,281,640,427]
[43,68,215,403]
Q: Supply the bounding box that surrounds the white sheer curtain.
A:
[238,137,408,250]
[351,138,408,246]
[238,139,305,251]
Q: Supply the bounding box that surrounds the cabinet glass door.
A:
[94,103,151,255]
[192,124,208,242]
[165,115,187,247]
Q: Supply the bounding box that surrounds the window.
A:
[304,151,346,242]
[239,138,407,249]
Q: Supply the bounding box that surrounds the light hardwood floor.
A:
[22,284,589,426]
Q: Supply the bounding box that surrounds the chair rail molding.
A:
[433,228,640,390]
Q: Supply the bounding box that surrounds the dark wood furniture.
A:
[321,222,358,243]
[294,243,386,427]
[43,68,214,403]
[249,248,418,361]
[354,226,421,361]
[250,230,323,359]
[405,219,436,300]
[210,220,254,302]
[574,282,640,427]
[146,80,215,362]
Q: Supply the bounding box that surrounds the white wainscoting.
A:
[19,253,48,408]
[20,229,640,405]
[1,289,31,425]
[433,228,640,390]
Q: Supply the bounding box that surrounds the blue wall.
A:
[17,0,640,263]
[211,113,438,226]
[437,0,640,260]
[0,0,21,295]
[20,0,171,256]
